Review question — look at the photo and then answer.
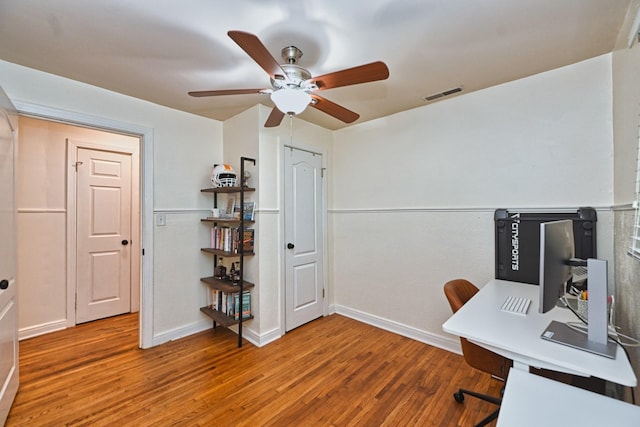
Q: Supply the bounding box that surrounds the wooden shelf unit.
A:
[199,157,256,347]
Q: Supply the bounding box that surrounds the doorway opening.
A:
[15,103,153,349]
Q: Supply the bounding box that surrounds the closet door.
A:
[284,147,325,331]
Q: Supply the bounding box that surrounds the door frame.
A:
[14,101,154,349]
[67,139,140,325]
[280,142,329,336]
[0,87,19,425]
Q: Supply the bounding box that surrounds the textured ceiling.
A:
[0,0,638,129]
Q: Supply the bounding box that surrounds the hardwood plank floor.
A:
[7,314,503,426]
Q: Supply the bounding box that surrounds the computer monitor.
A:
[538,220,616,358]
[538,220,574,314]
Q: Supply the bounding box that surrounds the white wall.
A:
[0,60,222,344]
[222,105,333,345]
[613,38,640,205]
[257,107,333,342]
[331,54,615,350]
[218,106,261,341]
[612,35,640,400]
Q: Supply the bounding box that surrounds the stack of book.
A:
[211,226,255,253]
[210,289,251,320]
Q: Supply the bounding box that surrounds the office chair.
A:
[444,279,512,427]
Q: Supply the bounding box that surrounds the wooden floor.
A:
[7,314,503,426]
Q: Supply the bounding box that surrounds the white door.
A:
[76,146,132,323]
[0,89,19,423]
[284,147,324,331]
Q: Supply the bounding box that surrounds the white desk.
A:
[442,279,637,387]
[497,368,640,427]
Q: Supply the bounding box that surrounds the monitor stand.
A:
[540,259,617,359]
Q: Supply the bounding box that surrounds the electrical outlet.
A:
[155,213,166,226]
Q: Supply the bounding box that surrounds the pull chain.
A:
[289,113,294,145]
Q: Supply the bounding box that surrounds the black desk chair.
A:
[444,279,512,427]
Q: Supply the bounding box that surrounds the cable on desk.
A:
[560,296,639,405]
[560,296,640,348]
[559,296,587,324]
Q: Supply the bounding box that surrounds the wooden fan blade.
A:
[228,30,288,80]
[264,107,285,127]
[308,61,389,90]
[310,94,359,123]
[188,88,266,97]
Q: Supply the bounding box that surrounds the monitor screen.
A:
[539,220,575,313]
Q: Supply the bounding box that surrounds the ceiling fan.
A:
[188,31,390,127]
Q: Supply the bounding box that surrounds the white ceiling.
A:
[0,0,638,130]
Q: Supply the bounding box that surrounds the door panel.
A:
[284,148,324,331]
[76,147,132,323]
[0,88,18,424]
[0,299,17,423]
[292,262,319,309]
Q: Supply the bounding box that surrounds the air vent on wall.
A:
[424,86,463,102]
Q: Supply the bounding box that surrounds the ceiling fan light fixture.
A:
[271,87,311,115]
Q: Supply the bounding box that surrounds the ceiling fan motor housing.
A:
[281,46,303,63]
[271,45,312,90]
[271,64,312,89]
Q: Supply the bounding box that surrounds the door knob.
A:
[287,243,295,249]
[122,240,129,246]
[0,279,8,290]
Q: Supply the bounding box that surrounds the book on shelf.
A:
[209,225,255,254]
[233,292,252,320]
[226,293,234,317]
[242,228,254,253]
[211,289,219,311]
[232,201,241,219]
[213,290,251,320]
[243,202,255,221]
[220,291,226,314]
[226,197,235,218]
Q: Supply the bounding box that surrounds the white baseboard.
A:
[327,303,337,315]
[19,319,68,341]
[152,318,283,349]
[26,306,460,357]
[334,304,461,355]
[151,306,461,354]
[152,319,211,347]
[240,326,281,347]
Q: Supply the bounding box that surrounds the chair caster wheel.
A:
[454,391,464,403]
